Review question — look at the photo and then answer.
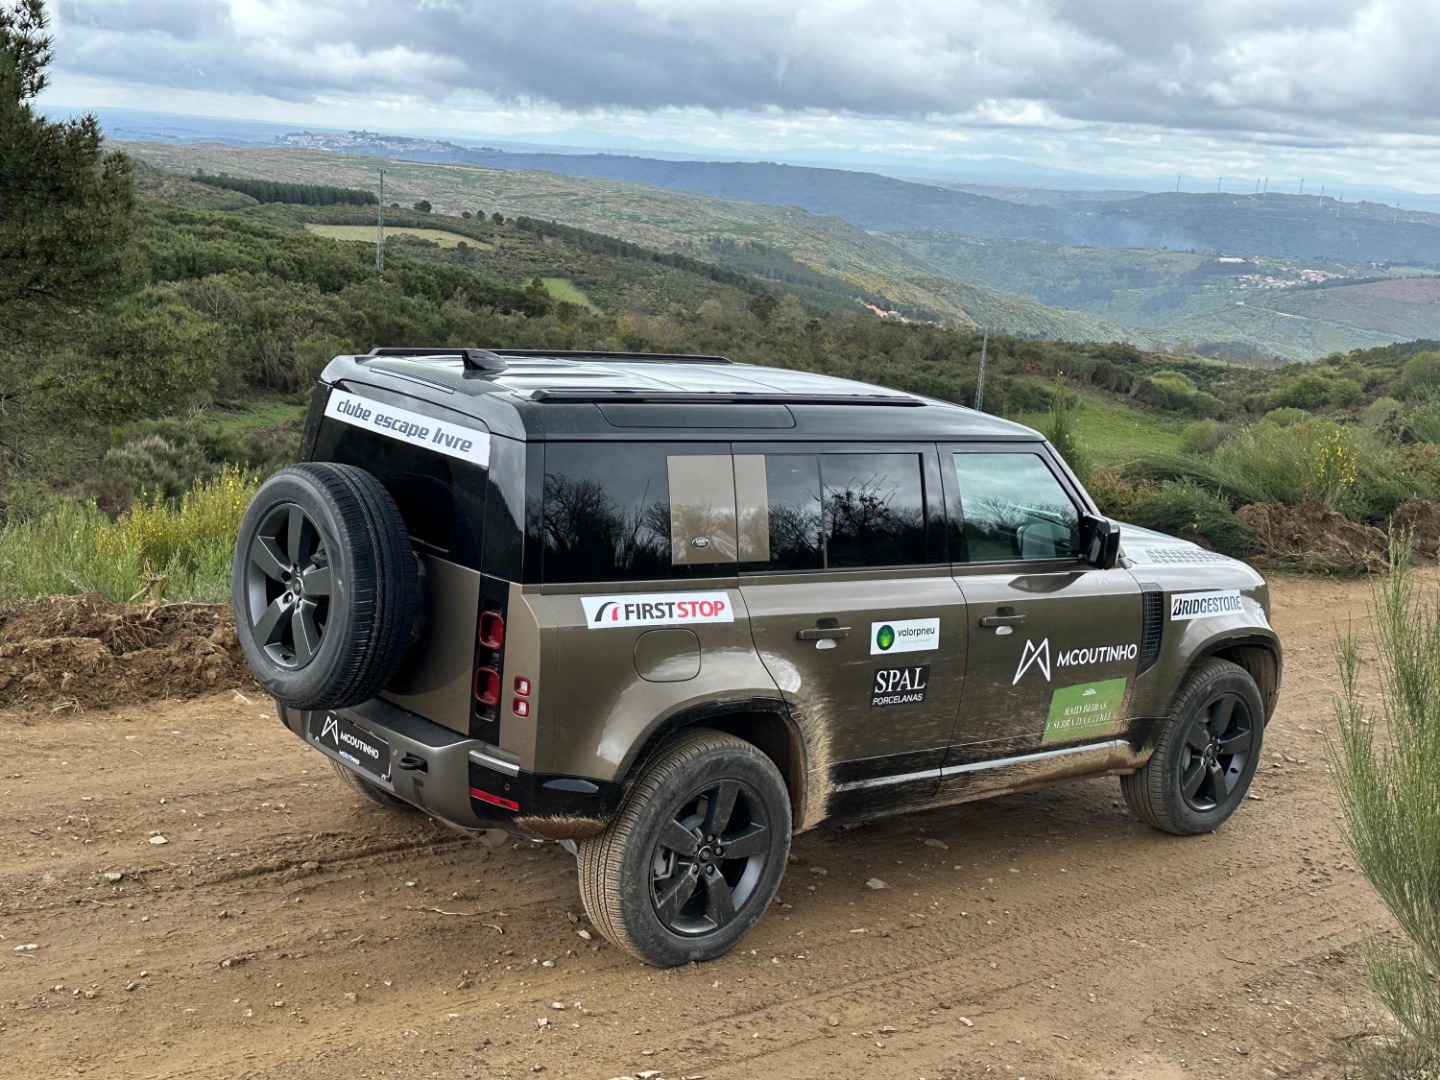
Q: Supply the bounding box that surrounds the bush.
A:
[1136,419,1407,522]
[1333,544,1440,1064]
[1128,481,1256,557]
[1043,384,1091,485]
[1085,467,1150,521]
[1262,407,1309,428]
[0,469,258,604]
[1179,419,1226,455]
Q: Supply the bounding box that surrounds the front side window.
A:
[952,452,1079,562]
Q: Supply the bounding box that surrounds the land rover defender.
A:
[231,347,1281,967]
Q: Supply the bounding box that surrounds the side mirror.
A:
[1080,514,1122,570]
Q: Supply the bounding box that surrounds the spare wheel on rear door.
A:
[231,462,419,710]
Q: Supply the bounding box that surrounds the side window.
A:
[822,453,928,568]
[541,443,736,583]
[952,452,1080,562]
[737,452,932,571]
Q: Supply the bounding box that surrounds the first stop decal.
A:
[581,592,734,629]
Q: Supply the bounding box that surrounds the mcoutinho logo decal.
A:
[875,624,896,651]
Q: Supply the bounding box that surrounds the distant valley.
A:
[121,133,1440,362]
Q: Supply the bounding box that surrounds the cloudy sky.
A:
[39,0,1440,191]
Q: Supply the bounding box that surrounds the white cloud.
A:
[42,0,1440,190]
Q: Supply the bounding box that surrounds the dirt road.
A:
[0,575,1398,1079]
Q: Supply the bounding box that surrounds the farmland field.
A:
[303,223,489,249]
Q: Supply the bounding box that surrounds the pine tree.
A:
[0,0,134,346]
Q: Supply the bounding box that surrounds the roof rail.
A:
[486,348,733,365]
[363,346,508,374]
[526,389,923,406]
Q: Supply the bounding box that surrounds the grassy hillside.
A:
[1254,278,1440,340]
[122,143,1150,344]
[1011,392,1189,466]
[1153,303,1401,359]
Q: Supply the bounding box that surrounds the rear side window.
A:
[541,443,736,584]
[738,452,933,572]
[314,418,487,569]
[952,452,1079,562]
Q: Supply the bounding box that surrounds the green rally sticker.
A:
[1042,677,1128,745]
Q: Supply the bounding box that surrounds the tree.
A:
[0,0,133,346]
[0,0,134,466]
[461,210,472,219]
[413,199,432,213]
[491,212,505,226]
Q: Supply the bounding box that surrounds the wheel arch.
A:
[617,698,810,831]
[1185,633,1282,722]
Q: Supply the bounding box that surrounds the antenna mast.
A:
[376,169,386,273]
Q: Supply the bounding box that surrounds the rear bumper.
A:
[277,697,623,840]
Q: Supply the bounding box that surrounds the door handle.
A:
[979,614,1026,627]
[797,626,851,641]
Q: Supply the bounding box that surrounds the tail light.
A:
[473,667,501,706]
[514,676,531,696]
[479,611,505,649]
[512,698,530,717]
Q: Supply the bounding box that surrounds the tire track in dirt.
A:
[0,573,1402,1079]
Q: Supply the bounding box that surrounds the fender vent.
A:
[1138,583,1164,675]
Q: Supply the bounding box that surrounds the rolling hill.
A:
[123,142,1148,343]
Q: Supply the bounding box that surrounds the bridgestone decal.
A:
[582,592,734,628]
[1170,590,1244,621]
[324,390,491,468]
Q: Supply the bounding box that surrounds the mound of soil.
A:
[0,594,251,712]
[1238,500,1389,573]
[1391,498,1440,559]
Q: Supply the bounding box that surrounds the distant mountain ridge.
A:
[273,132,1440,266]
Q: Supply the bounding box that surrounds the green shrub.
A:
[1128,481,1256,557]
[1085,467,1150,521]
[0,469,258,604]
[1262,407,1309,428]
[1043,384,1091,485]
[1178,419,1227,455]
[1136,419,1407,522]
[1333,544,1440,1065]
[1395,351,1440,399]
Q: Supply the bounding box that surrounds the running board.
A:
[834,739,1142,796]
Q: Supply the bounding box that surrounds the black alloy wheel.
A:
[244,503,334,670]
[649,779,772,936]
[1178,692,1254,812]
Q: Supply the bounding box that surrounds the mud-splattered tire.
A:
[231,463,418,710]
[329,758,415,812]
[1122,658,1264,836]
[577,729,791,967]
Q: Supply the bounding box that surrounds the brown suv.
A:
[232,347,1281,967]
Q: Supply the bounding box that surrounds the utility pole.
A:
[375,169,386,273]
[974,332,988,413]
[1175,174,1181,192]
[1254,179,1260,194]
[1299,178,1305,196]
[1217,176,1223,193]
[1319,185,1326,199]
[1263,177,1268,193]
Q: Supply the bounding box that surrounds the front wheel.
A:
[1121,658,1265,835]
[577,729,792,967]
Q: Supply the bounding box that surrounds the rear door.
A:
[735,444,967,814]
[942,445,1143,762]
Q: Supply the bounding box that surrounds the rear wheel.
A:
[1122,658,1264,835]
[577,729,791,967]
[329,758,415,812]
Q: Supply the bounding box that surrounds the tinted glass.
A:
[952,453,1079,562]
[315,418,486,569]
[822,454,928,568]
[740,454,824,573]
[542,443,735,583]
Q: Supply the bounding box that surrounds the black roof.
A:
[319,348,1043,443]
